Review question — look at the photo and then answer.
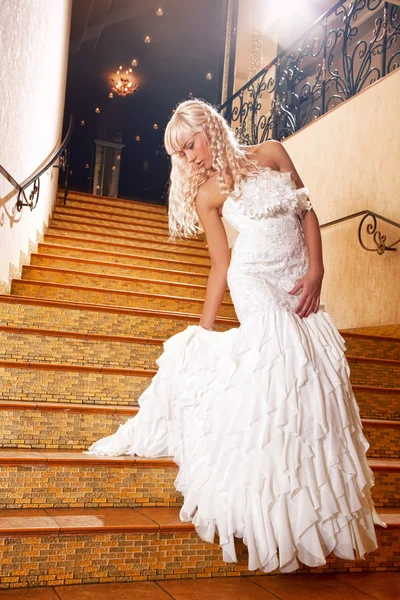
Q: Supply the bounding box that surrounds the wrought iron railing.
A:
[220,0,400,144]
[0,116,74,212]
[321,209,400,254]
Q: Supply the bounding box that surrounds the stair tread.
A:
[33,252,209,279]
[0,324,164,344]
[44,232,211,260]
[0,295,238,325]
[59,191,167,213]
[1,400,400,427]
[0,505,398,535]
[0,400,140,414]
[48,223,208,253]
[12,278,233,307]
[23,264,211,291]
[0,448,399,470]
[38,242,210,269]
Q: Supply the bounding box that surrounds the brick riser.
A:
[47,222,208,255]
[43,233,211,264]
[38,243,211,274]
[10,280,237,318]
[1,523,398,589]
[54,204,170,228]
[19,265,232,303]
[0,452,398,509]
[0,330,162,370]
[0,405,399,459]
[31,254,210,284]
[56,193,168,216]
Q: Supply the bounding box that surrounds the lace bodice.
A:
[221,168,318,322]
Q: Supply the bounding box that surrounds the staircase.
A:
[0,190,399,590]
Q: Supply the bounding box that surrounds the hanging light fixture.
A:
[144,35,151,44]
[110,65,139,97]
[131,58,138,67]
[156,7,164,16]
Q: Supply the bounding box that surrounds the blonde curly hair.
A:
[164,98,265,239]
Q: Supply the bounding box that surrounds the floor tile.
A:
[135,506,194,531]
[336,572,400,599]
[0,589,59,599]
[0,450,46,462]
[0,509,59,534]
[44,507,159,533]
[57,581,172,599]
[249,573,376,599]
[158,577,277,599]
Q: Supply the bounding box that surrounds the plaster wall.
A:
[283,69,400,329]
[0,0,72,292]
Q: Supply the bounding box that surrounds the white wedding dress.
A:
[84,167,385,573]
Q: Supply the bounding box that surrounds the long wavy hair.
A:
[164,98,265,239]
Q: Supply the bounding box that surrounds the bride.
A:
[84,98,385,573]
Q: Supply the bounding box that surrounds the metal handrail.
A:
[321,209,400,254]
[0,115,74,212]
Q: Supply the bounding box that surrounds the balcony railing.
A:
[220,0,400,144]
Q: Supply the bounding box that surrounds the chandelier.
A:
[110,65,139,97]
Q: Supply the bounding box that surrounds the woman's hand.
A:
[288,266,324,318]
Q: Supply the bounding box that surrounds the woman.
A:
[85,99,385,573]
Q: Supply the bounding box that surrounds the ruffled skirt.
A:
[84,307,386,573]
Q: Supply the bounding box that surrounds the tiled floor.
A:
[0,573,399,599]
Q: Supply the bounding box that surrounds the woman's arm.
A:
[259,140,324,318]
[195,181,230,330]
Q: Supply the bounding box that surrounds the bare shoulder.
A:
[196,173,226,212]
[252,140,286,169]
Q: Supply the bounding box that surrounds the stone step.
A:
[1,358,398,419]
[31,254,209,286]
[58,190,168,216]
[0,448,398,509]
[55,204,170,231]
[343,332,400,361]
[343,324,400,338]
[10,280,237,318]
[43,231,210,264]
[20,265,231,302]
[0,326,163,370]
[0,362,152,407]
[346,356,400,389]
[1,400,399,459]
[36,243,210,274]
[1,504,398,587]
[353,386,400,420]
[0,296,236,337]
[48,219,207,252]
[50,214,175,243]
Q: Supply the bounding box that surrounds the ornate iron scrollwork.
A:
[16,178,41,212]
[220,1,400,145]
[358,212,400,254]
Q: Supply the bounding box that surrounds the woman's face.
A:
[180,132,212,170]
